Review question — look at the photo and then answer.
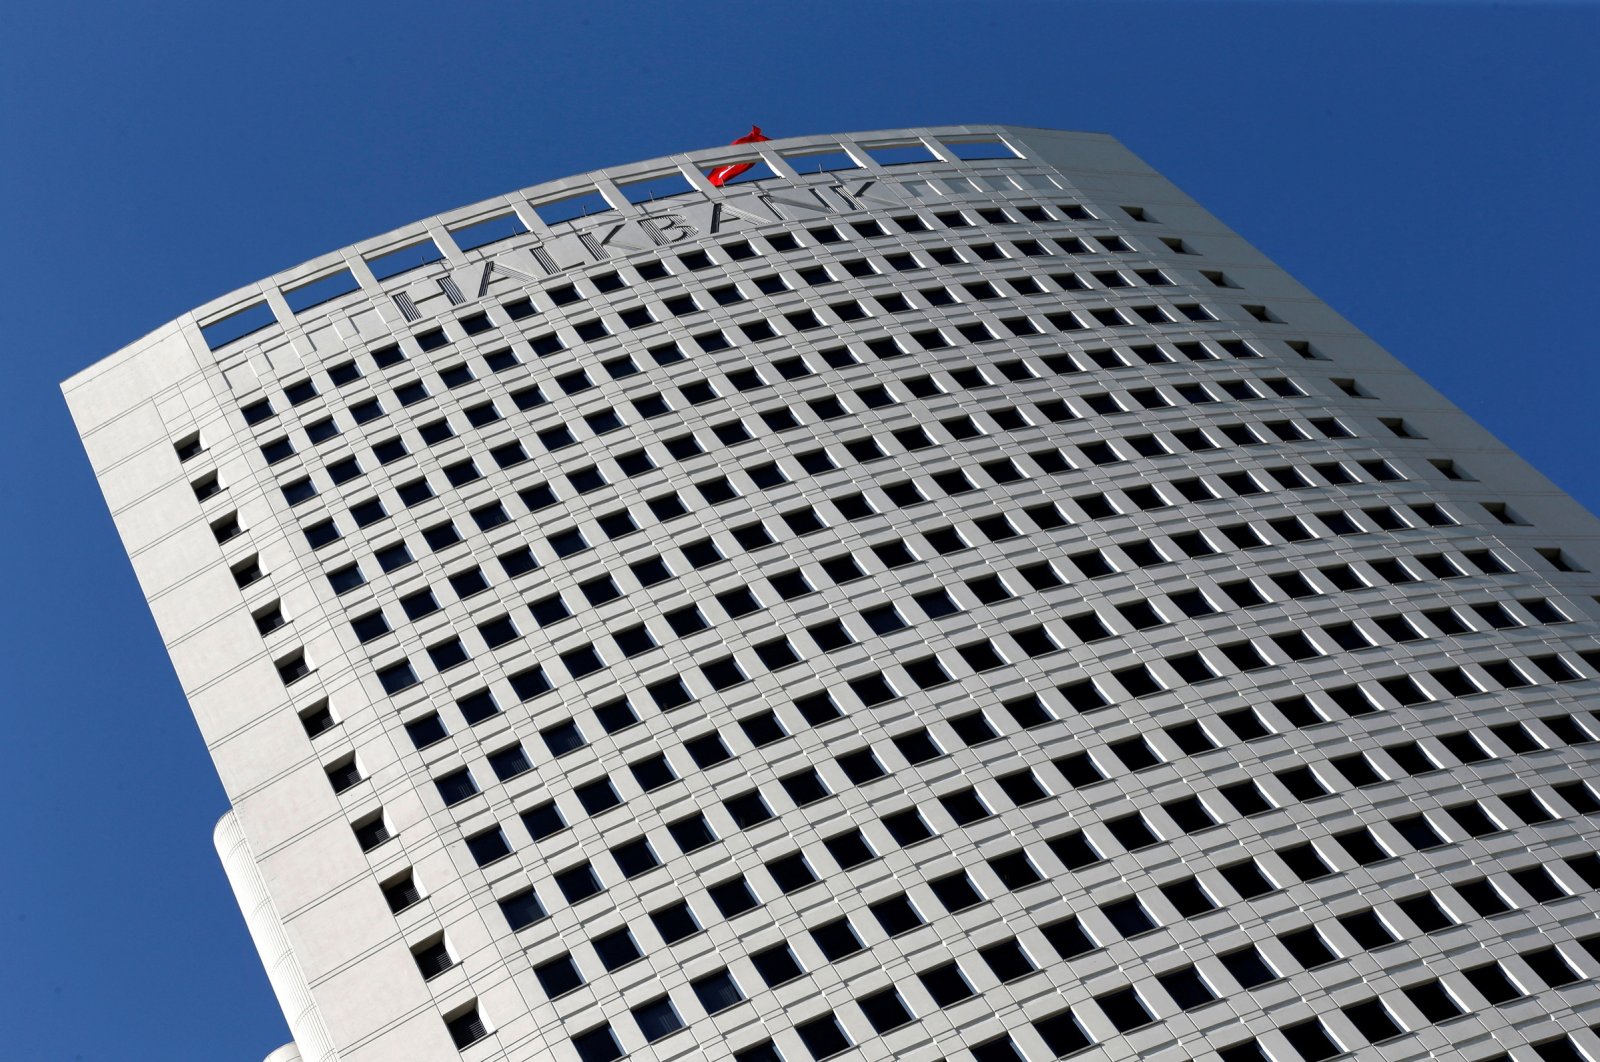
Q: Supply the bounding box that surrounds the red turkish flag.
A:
[707,126,770,187]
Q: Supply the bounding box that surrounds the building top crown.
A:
[66,124,1122,388]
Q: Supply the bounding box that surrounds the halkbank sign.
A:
[384,178,916,324]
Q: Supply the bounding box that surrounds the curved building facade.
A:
[64,126,1600,1062]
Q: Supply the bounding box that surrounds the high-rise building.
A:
[63,125,1600,1062]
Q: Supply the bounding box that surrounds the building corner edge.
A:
[214,810,338,1062]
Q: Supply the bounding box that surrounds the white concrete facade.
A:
[63,126,1600,1062]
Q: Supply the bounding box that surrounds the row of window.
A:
[324,510,1571,859]
[454,661,1597,941]
[1196,853,1600,1059]
[229,311,1286,552]
[428,832,1600,1062]
[1211,923,1600,1062]
[349,474,1515,708]
[377,633,1600,983]
[369,629,1600,1058]
[229,205,1193,435]
[553,778,1600,1062]
[231,280,1227,484]
[212,291,1337,671]
[442,691,1600,1020]
[208,190,1162,362]
[312,467,1574,940]
[217,313,1297,545]
[306,389,1337,544]
[291,364,1354,606]
[298,441,1465,725]
[357,632,1600,1054]
[326,394,1390,684]
[249,331,1304,523]
[389,585,1575,840]
[207,196,1267,618]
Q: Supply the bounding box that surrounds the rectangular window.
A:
[535,190,612,225]
[284,269,361,313]
[450,212,528,251]
[618,172,694,204]
[201,301,276,350]
[366,239,443,281]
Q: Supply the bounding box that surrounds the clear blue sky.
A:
[2,2,1596,1058]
